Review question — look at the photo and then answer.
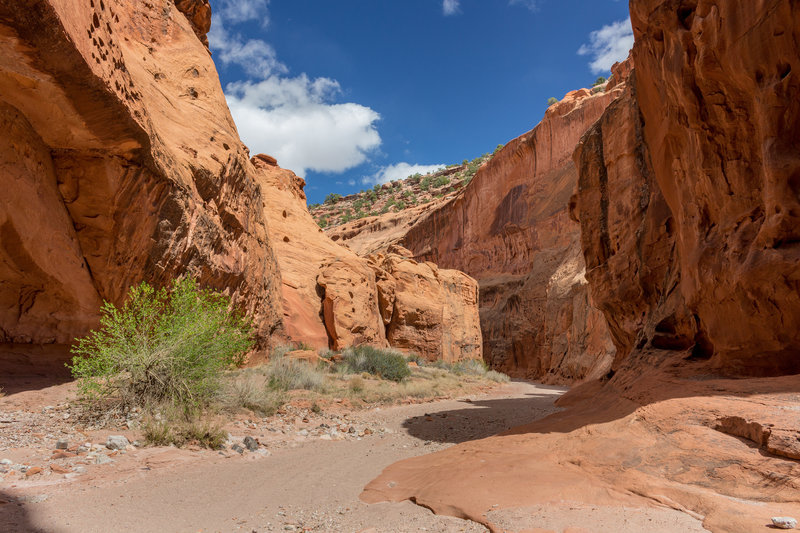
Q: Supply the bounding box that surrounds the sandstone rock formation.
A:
[254,157,482,360]
[0,0,282,344]
[575,0,800,376]
[333,83,622,382]
[370,246,481,363]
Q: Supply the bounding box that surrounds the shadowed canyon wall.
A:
[574,0,800,376]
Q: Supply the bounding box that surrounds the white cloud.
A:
[226,77,381,176]
[208,1,383,177]
[508,0,539,11]
[216,0,270,25]
[362,162,446,186]
[208,16,286,78]
[577,17,633,74]
[442,0,460,16]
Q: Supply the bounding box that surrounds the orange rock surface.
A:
[254,156,482,359]
[370,246,481,363]
[0,0,283,344]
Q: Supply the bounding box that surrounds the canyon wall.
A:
[0,0,283,344]
[254,156,481,361]
[575,0,800,376]
[395,83,625,382]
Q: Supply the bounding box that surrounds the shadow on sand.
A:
[404,349,800,442]
[0,344,73,396]
[0,490,49,533]
[402,382,567,444]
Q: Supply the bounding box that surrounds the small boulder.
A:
[95,454,113,465]
[243,436,259,451]
[772,517,798,530]
[231,444,244,454]
[55,440,69,450]
[106,435,130,450]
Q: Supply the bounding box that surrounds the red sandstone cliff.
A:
[0,0,283,344]
[575,0,800,377]
[365,3,800,531]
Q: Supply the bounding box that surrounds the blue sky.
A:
[207,0,633,204]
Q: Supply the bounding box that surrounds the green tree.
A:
[69,278,253,409]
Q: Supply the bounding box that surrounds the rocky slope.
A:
[329,81,623,383]
[254,155,481,361]
[365,1,800,530]
[0,0,284,345]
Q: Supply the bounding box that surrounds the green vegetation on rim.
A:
[311,149,501,228]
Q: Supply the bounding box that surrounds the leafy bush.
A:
[433,175,450,188]
[593,76,607,86]
[324,193,342,205]
[420,176,432,191]
[339,346,411,382]
[547,96,558,106]
[69,278,253,410]
[494,144,504,154]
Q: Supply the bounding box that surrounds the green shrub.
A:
[420,176,432,191]
[405,352,425,365]
[324,193,342,205]
[433,175,450,188]
[339,346,411,382]
[593,76,607,86]
[68,278,253,410]
[547,96,558,106]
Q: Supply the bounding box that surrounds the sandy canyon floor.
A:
[0,350,708,533]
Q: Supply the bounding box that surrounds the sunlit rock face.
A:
[0,0,283,345]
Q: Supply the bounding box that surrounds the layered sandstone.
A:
[0,0,282,344]
[254,157,481,360]
[370,246,481,362]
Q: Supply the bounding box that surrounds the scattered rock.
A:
[243,436,259,451]
[231,444,244,454]
[95,454,113,465]
[50,464,71,474]
[106,435,130,450]
[0,458,11,465]
[25,466,43,477]
[772,517,798,530]
[55,439,69,450]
